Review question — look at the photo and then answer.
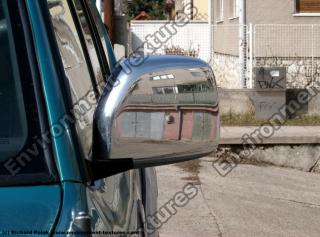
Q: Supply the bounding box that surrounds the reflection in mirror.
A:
[110,67,219,160]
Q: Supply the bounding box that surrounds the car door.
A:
[45,0,143,235]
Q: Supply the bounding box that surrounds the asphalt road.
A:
[156,158,320,237]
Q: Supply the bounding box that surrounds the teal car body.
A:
[0,0,156,236]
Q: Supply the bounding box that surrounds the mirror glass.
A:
[109,67,219,160]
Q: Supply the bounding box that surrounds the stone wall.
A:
[255,57,320,89]
[213,53,241,89]
[213,54,320,89]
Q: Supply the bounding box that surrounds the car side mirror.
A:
[87,55,220,181]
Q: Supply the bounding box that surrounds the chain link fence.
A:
[254,24,320,88]
[212,25,248,89]
[130,22,320,89]
[213,24,320,89]
[130,20,211,62]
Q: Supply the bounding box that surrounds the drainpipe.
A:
[104,0,114,43]
[239,0,246,88]
[208,0,213,65]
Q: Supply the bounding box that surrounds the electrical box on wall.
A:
[254,67,286,90]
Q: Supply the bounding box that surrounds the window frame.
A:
[231,0,240,19]
[294,0,320,15]
[217,0,224,23]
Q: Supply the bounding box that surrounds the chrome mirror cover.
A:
[92,55,220,162]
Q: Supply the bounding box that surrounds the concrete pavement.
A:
[157,158,320,237]
[156,160,221,237]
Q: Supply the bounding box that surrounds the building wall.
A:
[213,0,320,25]
[174,0,208,20]
[131,69,205,95]
[193,0,208,20]
[175,0,193,19]
[213,0,320,55]
[250,1,320,89]
[212,0,240,56]
[213,0,239,25]
[212,0,320,89]
[247,0,320,24]
[175,0,184,13]
[212,0,241,88]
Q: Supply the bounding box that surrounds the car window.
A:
[72,0,106,93]
[47,0,98,157]
[0,2,27,160]
[0,0,53,184]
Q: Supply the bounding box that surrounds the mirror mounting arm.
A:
[85,159,134,182]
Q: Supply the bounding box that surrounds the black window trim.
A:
[78,0,111,78]
[66,0,100,98]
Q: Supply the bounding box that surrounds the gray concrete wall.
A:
[308,90,320,116]
[218,89,255,115]
[219,88,320,117]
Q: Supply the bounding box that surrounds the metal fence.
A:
[213,24,320,89]
[254,24,320,88]
[130,22,245,89]
[130,20,212,62]
[212,25,248,89]
[130,22,320,89]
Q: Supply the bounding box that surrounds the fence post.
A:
[312,24,314,87]
[249,23,253,89]
[239,0,247,88]
[208,0,213,65]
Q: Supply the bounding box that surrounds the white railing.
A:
[130,20,212,63]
